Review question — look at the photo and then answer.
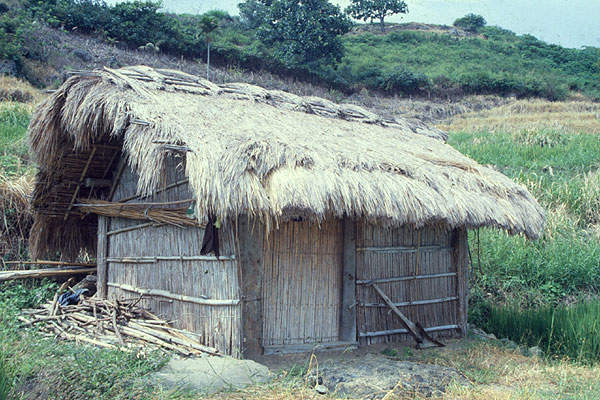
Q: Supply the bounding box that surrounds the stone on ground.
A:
[153,355,271,394]
[315,353,468,398]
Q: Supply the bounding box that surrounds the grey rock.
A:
[316,353,468,399]
[500,338,518,349]
[108,55,121,69]
[519,346,530,356]
[0,59,17,76]
[152,355,271,395]
[315,384,328,395]
[470,327,496,340]
[529,346,544,358]
[73,48,92,62]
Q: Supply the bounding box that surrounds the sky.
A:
[107,1,600,49]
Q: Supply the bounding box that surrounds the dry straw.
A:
[28,66,544,259]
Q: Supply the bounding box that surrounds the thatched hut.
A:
[28,66,544,357]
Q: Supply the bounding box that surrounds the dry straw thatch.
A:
[28,66,544,259]
[0,173,34,261]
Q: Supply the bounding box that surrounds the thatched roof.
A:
[28,65,544,259]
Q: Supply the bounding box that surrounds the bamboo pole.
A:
[3,261,95,267]
[359,324,459,338]
[361,296,458,308]
[356,272,457,285]
[0,268,96,282]
[106,282,240,306]
[64,145,98,221]
[107,255,235,263]
[107,222,164,236]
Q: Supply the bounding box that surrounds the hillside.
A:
[1,1,599,102]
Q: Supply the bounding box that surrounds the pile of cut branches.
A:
[19,292,220,357]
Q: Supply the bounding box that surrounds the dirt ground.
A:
[152,339,469,398]
[255,340,469,398]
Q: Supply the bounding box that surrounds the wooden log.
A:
[238,217,264,357]
[341,217,357,343]
[20,315,66,326]
[106,282,240,306]
[0,268,95,282]
[369,283,423,343]
[66,311,196,356]
[369,283,444,348]
[127,322,220,356]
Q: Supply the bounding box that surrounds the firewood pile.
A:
[18,292,220,357]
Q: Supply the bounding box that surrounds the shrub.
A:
[453,13,486,33]
[378,65,429,94]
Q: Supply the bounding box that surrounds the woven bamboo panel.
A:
[356,222,460,345]
[105,155,242,356]
[261,219,343,347]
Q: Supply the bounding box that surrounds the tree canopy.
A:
[345,0,408,32]
[245,0,352,68]
[453,13,487,33]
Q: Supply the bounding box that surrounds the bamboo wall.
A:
[102,155,242,356]
[355,222,467,345]
[261,219,343,348]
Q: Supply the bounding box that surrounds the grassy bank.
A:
[486,300,600,363]
[0,282,171,399]
[0,101,32,177]
[5,0,598,99]
[446,101,600,363]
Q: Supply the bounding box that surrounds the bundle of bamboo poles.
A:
[74,198,201,227]
[19,295,220,357]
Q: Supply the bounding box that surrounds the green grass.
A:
[0,102,31,177]
[0,282,172,400]
[449,127,600,361]
[340,26,600,99]
[0,351,12,400]
[486,300,600,363]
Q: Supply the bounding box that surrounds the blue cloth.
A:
[58,288,89,306]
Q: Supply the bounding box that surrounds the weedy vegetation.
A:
[0,101,32,177]
[487,300,600,363]
[448,102,600,364]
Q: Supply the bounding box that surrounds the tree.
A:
[453,13,486,33]
[198,14,219,80]
[252,0,352,68]
[345,0,408,32]
[238,0,268,29]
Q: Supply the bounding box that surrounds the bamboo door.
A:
[261,219,343,348]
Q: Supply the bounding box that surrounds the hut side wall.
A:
[101,156,242,356]
[355,222,467,345]
[261,219,343,351]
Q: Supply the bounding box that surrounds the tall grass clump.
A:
[0,102,32,177]
[486,300,600,363]
[0,351,13,400]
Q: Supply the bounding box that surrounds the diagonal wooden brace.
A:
[369,282,444,349]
